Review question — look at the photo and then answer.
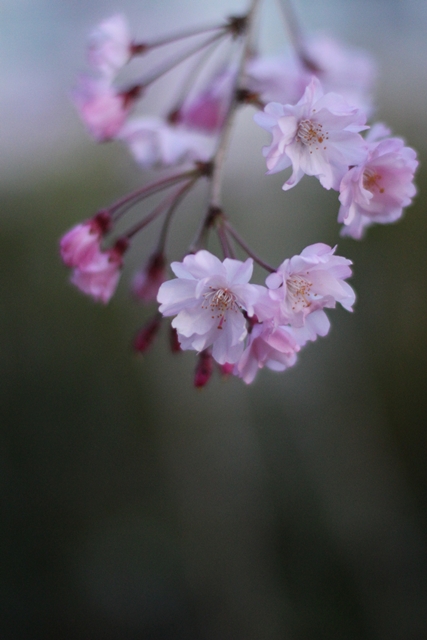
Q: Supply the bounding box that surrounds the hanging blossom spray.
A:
[60,0,418,386]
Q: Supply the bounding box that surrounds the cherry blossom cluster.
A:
[157,244,354,384]
[60,0,418,386]
[255,80,418,238]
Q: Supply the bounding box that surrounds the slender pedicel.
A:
[222,220,275,272]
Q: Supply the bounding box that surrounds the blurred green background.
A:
[2,0,427,638]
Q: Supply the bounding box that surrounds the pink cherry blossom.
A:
[236,320,300,384]
[73,76,138,141]
[87,14,132,79]
[247,36,375,113]
[248,54,309,106]
[177,68,235,135]
[60,213,111,269]
[178,91,226,134]
[70,246,123,304]
[157,250,260,364]
[265,243,355,327]
[119,117,214,167]
[338,130,418,239]
[305,35,376,113]
[60,222,101,269]
[132,253,166,302]
[254,77,368,191]
[290,308,331,343]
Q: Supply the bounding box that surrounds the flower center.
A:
[296,119,328,150]
[202,287,240,329]
[363,167,384,193]
[286,275,313,311]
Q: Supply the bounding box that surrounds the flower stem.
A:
[208,0,262,209]
[277,0,320,72]
[190,0,262,253]
[138,22,228,51]
[156,177,199,253]
[217,223,235,259]
[124,178,197,240]
[223,220,275,272]
[189,204,222,253]
[167,33,226,121]
[108,169,199,220]
[135,31,228,90]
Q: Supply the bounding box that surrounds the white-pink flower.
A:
[266,243,355,328]
[119,117,214,167]
[306,35,376,114]
[254,77,368,191]
[70,245,124,304]
[236,320,301,384]
[157,250,260,364]
[338,128,418,239]
[87,14,132,79]
[248,36,375,114]
[73,76,138,141]
[247,54,308,106]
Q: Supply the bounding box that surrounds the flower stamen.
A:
[297,119,329,151]
[286,275,313,310]
[202,287,240,328]
[363,167,385,193]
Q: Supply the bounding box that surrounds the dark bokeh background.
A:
[2,0,427,638]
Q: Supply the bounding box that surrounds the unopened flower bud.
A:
[219,362,234,377]
[133,315,162,353]
[169,326,182,353]
[194,350,213,388]
[177,68,235,135]
[132,252,166,302]
[60,212,112,269]
[73,76,140,142]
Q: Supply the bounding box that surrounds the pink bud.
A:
[133,315,162,353]
[73,76,142,142]
[60,221,100,269]
[194,350,213,388]
[70,248,122,304]
[68,236,128,304]
[178,92,225,134]
[169,326,182,354]
[59,213,111,269]
[176,69,234,135]
[219,362,234,377]
[132,253,166,302]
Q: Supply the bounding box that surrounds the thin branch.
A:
[190,0,262,252]
[189,204,222,253]
[136,31,228,90]
[124,179,197,240]
[217,224,235,259]
[108,169,198,220]
[208,0,262,209]
[223,220,275,272]
[156,177,199,253]
[276,0,320,72]
[168,33,227,118]
[139,22,227,51]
